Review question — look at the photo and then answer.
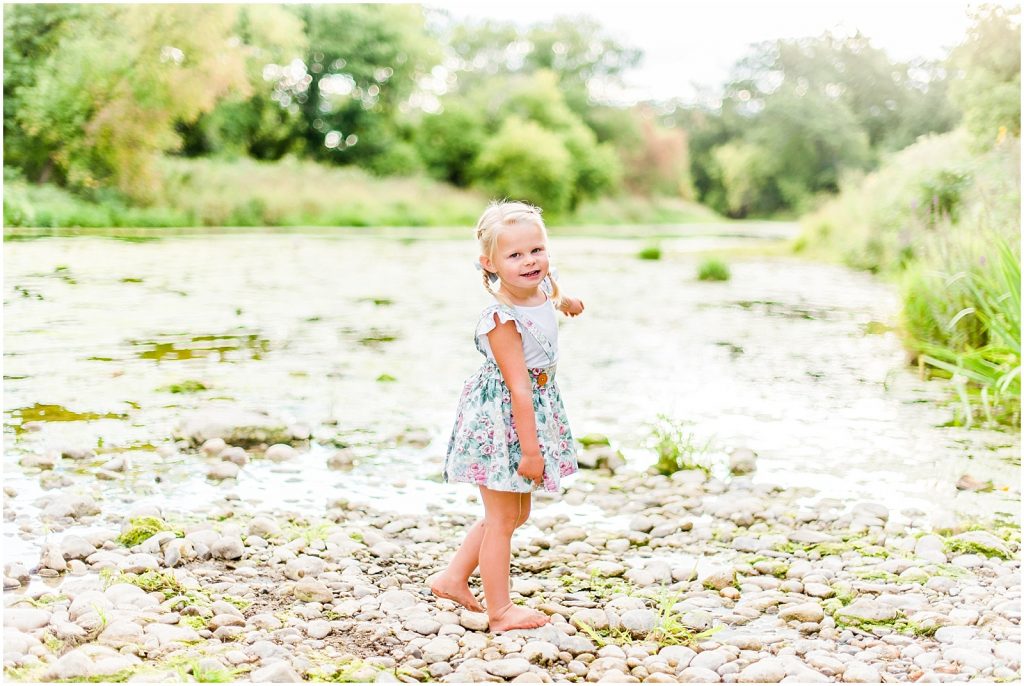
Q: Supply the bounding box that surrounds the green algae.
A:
[116,516,183,547]
[159,379,209,394]
[577,433,611,447]
[131,332,270,362]
[7,403,127,434]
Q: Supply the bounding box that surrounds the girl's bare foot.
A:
[488,602,550,633]
[429,573,485,613]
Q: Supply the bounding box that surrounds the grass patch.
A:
[638,243,662,260]
[647,413,714,476]
[697,257,731,281]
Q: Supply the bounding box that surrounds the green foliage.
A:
[13,5,252,200]
[918,167,973,225]
[648,413,713,476]
[905,233,1020,427]
[116,516,183,547]
[637,244,662,260]
[697,258,731,281]
[947,4,1021,150]
[471,116,573,214]
[414,102,486,186]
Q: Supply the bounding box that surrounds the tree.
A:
[14,5,252,200]
[947,3,1021,150]
[290,4,442,171]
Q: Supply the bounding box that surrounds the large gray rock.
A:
[251,662,303,682]
[485,658,531,679]
[174,407,298,448]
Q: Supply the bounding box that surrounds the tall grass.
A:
[3,156,725,231]
[797,126,1020,428]
[901,230,1020,427]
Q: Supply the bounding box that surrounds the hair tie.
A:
[474,260,499,284]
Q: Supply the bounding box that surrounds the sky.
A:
[427,0,1020,106]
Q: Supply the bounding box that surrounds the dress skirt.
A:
[443,359,578,493]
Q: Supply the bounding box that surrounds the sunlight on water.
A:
[3,233,1019,567]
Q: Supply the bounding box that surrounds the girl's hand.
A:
[517,454,544,485]
[560,296,585,317]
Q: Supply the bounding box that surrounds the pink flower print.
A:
[560,460,574,476]
[559,440,567,451]
[469,462,487,483]
[558,425,566,435]
[544,472,556,490]
[483,444,494,455]
[488,430,494,439]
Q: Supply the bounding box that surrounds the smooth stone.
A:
[780,603,824,623]
[657,645,696,668]
[207,462,240,480]
[211,536,244,560]
[521,640,559,665]
[5,608,51,632]
[690,648,731,672]
[841,661,881,682]
[119,553,160,573]
[265,444,298,462]
[484,658,531,678]
[619,608,658,635]
[460,610,489,631]
[571,608,609,631]
[422,636,460,663]
[378,590,417,613]
[678,666,722,682]
[834,599,897,623]
[738,657,786,683]
[293,579,333,603]
[251,662,302,682]
[306,619,332,639]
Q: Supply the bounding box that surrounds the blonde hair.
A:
[475,199,562,309]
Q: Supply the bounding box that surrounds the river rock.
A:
[738,657,786,683]
[620,608,658,635]
[211,535,244,560]
[841,661,881,682]
[174,407,295,448]
[5,608,51,632]
[294,578,333,603]
[265,443,297,462]
[947,531,1012,559]
[119,553,160,573]
[571,608,609,630]
[251,662,302,682]
[207,461,240,480]
[485,658,531,679]
[422,636,460,663]
[678,666,722,682]
[780,602,824,622]
[729,448,757,475]
[834,599,897,623]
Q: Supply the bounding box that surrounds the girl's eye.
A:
[532,248,544,253]
[509,252,519,258]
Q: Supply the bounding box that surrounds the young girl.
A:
[430,200,585,633]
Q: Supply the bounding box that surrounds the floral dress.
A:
[443,301,578,493]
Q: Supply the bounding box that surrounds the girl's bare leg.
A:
[477,487,548,632]
[430,491,532,613]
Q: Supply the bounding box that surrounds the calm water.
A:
[3,230,1019,565]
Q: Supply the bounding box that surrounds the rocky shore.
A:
[4,433,1020,683]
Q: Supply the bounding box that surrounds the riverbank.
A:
[4,452,1020,683]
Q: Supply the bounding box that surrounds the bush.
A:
[470,117,573,214]
[698,258,730,281]
[637,244,662,260]
[648,414,713,476]
[414,103,486,187]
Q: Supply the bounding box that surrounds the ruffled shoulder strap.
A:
[475,302,556,364]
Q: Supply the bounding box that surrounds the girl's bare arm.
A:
[487,314,543,479]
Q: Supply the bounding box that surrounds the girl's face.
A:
[482,221,549,291]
